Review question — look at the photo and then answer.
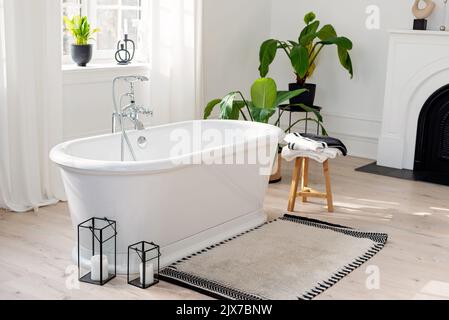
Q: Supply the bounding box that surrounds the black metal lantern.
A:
[77,217,117,286]
[127,241,161,289]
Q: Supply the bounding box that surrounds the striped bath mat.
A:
[160,215,388,300]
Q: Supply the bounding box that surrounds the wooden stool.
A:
[287,157,334,213]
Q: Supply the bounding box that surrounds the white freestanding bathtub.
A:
[50,120,284,272]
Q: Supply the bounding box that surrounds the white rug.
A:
[160,215,388,300]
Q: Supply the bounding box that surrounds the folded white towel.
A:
[284,133,327,152]
[281,146,342,163]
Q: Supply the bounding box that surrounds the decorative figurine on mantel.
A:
[412,0,436,30]
[115,34,136,65]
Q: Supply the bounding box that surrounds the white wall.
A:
[63,65,152,140]
[64,1,446,159]
[202,0,272,102]
[269,0,445,159]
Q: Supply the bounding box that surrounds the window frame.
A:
[62,0,148,65]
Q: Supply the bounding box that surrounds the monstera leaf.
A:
[251,78,277,109]
[249,103,278,124]
[249,78,277,123]
[275,89,307,107]
[249,78,307,123]
[218,93,238,119]
[338,46,353,78]
[317,24,337,41]
[319,36,353,78]
[304,12,316,25]
[203,99,222,119]
[258,39,279,78]
[290,45,309,78]
[299,20,320,46]
[203,78,308,124]
[203,94,246,120]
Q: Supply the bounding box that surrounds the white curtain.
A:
[0,0,64,212]
[148,0,204,123]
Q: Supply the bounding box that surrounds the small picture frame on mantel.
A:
[413,18,427,30]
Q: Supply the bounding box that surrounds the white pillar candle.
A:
[139,262,154,286]
[123,19,129,35]
[91,255,109,282]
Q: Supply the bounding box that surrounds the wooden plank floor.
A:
[1,156,449,300]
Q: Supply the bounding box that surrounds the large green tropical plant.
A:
[204,78,327,134]
[63,15,100,45]
[259,12,353,85]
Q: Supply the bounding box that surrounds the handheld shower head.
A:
[138,75,149,82]
[121,75,149,83]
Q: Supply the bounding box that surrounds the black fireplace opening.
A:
[356,85,449,186]
[414,84,449,184]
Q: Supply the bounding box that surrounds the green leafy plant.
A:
[63,15,100,45]
[259,12,353,85]
[204,78,327,134]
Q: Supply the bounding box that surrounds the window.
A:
[62,0,148,64]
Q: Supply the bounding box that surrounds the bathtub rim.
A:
[50,120,285,174]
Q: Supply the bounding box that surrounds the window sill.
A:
[62,62,150,73]
[62,62,150,85]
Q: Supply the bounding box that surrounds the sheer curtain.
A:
[0,0,64,212]
[148,0,204,123]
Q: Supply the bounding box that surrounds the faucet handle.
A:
[138,106,153,117]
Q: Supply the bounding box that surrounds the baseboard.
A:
[326,131,378,160]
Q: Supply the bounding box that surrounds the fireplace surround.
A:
[377,30,449,176]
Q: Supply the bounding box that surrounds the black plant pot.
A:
[71,44,93,67]
[288,83,317,110]
[269,147,283,184]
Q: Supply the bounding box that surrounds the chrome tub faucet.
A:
[112,75,153,161]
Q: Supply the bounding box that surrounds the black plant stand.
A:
[277,104,323,134]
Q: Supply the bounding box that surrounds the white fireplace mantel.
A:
[377,29,449,169]
[389,29,449,37]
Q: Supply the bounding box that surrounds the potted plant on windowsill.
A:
[204,77,326,183]
[63,15,100,67]
[258,12,354,109]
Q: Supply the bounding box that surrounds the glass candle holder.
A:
[77,217,117,286]
[127,241,161,289]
